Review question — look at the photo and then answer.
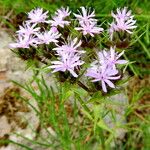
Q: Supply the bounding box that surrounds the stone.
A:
[0,31,12,72]
[0,116,11,138]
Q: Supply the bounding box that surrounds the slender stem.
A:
[77,81,91,92]
[75,94,91,113]
[35,55,48,65]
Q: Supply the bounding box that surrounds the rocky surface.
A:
[0,30,41,150]
[0,30,32,92]
[0,30,57,150]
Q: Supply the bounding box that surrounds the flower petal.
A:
[105,79,115,88]
[101,80,107,92]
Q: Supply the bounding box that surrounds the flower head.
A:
[9,34,39,49]
[55,7,71,19]
[27,8,49,23]
[109,7,137,40]
[75,22,103,37]
[86,47,127,92]
[111,7,132,21]
[86,63,120,92]
[17,22,40,36]
[98,47,128,69]
[74,7,103,37]
[9,35,30,49]
[49,53,84,77]
[48,7,71,28]
[115,17,136,33]
[37,28,61,45]
[48,16,70,28]
[53,37,84,55]
[74,7,96,24]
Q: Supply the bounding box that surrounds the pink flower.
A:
[75,22,103,37]
[74,7,103,37]
[17,22,40,36]
[74,7,96,24]
[86,63,120,92]
[98,47,128,69]
[86,47,127,92]
[37,28,61,44]
[27,8,49,23]
[115,17,136,33]
[53,37,84,55]
[9,35,30,49]
[9,34,39,49]
[109,7,137,40]
[48,16,70,28]
[55,7,71,19]
[48,7,71,28]
[111,7,132,21]
[48,53,84,77]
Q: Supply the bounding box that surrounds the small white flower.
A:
[74,7,96,24]
[75,22,103,37]
[53,37,85,55]
[49,53,84,77]
[37,28,61,45]
[27,8,49,23]
[109,7,137,40]
[48,16,70,28]
[55,7,71,19]
[17,22,40,36]
[9,34,39,49]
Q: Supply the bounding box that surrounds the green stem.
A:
[75,94,91,114]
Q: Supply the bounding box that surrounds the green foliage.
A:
[8,72,149,149]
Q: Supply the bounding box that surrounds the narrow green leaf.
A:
[97,119,113,133]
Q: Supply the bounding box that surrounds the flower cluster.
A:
[109,7,137,40]
[48,7,71,28]
[49,37,84,77]
[27,8,49,23]
[10,8,61,49]
[74,7,103,36]
[10,6,136,93]
[86,47,128,92]
[36,28,61,45]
